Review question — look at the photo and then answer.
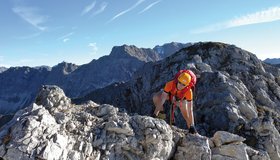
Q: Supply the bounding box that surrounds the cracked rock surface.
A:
[0,85,270,160]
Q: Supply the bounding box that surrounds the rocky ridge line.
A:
[0,42,188,114]
[75,42,280,160]
[0,85,269,160]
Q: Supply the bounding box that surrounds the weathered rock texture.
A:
[76,42,280,159]
[0,86,268,160]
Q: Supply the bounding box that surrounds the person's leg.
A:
[179,100,194,129]
[179,100,198,134]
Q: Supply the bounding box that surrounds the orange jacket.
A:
[164,80,193,101]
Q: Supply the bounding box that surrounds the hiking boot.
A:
[189,126,198,134]
[158,112,166,120]
[152,111,166,120]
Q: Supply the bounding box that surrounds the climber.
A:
[152,69,198,134]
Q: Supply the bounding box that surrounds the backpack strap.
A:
[170,99,176,125]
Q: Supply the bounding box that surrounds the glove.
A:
[189,125,198,134]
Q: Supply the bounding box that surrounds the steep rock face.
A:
[61,51,144,98]
[62,43,187,98]
[46,62,78,82]
[77,42,280,159]
[0,67,50,114]
[0,86,268,160]
[43,62,78,95]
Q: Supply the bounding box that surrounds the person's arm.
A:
[160,91,169,106]
[153,91,169,115]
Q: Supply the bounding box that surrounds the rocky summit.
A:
[76,42,280,159]
[1,41,280,160]
[0,85,270,160]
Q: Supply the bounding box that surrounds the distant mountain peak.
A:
[52,61,78,75]
[109,45,160,62]
[54,61,77,67]
[0,66,7,73]
[0,41,192,114]
[264,58,280,65]
[153,42,192,58]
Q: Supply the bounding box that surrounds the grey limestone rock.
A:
[0,85,271,160]
[77,42,280,159]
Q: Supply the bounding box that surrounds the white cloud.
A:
[192,6,280,34]
[227,7,280,27]
[82,0,96,15]
[88,43,98,55]
[92,2,108,16]
[108,0,145,23]
[12,6,48,31]
[63,38,70,42]
[138,0,161,14]
[57,32,74,42]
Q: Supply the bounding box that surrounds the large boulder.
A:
[0,85,266,160]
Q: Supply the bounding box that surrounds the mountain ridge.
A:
[0,85,271,160]
[109,44,160,62]
[0,42,188,114]
[74,42,280,158]
[264,58,280,65]
[0,67,7,73]
[1,41,280,159]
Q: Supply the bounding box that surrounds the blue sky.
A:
[1,0,280,67]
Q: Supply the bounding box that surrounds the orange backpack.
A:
[169,69,197,101]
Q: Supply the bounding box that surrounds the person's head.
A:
[177,72,191,90]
